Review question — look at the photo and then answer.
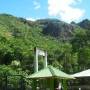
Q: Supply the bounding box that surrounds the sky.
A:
[0,0,90,23]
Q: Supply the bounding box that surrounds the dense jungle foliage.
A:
[0,14,90,88]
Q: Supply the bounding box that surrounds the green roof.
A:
[27,66,74,79]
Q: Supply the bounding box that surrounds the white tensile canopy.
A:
[71,69,90,77]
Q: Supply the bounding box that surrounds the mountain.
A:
[78,19,90,30]
[18,16,89,41]
[0,14,63,66]
[36,19,75,40]
[0,13,90,74]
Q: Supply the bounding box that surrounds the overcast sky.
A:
[0,0,89,23]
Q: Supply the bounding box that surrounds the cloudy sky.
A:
[0,0,89,23]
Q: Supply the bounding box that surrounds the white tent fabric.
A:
[71,69,90,77]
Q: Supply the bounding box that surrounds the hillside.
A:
[0,14,65,70]
[0,14,90,74]
[37,19,75,40]
[78,19,90,30]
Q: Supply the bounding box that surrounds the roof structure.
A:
[71,69,90,77]
[27,65,74,79]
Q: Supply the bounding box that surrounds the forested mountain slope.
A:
[0,14,90,74]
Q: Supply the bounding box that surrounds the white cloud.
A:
[33,0,41,10]
[26,17,36,21]
[48,0,85,23]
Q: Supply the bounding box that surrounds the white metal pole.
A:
[44,51,47,68]
[34,48,38,72]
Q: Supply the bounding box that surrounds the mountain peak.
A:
[78,19,90,30]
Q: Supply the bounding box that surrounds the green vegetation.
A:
[0,13,90,89]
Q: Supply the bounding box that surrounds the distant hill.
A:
[0,13,89,42]
[36,19,74,40]
[78,19,90,30]
[12,15,89,41]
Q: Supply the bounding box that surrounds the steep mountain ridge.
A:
[0,13,89,42]
[78,19,90,30]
